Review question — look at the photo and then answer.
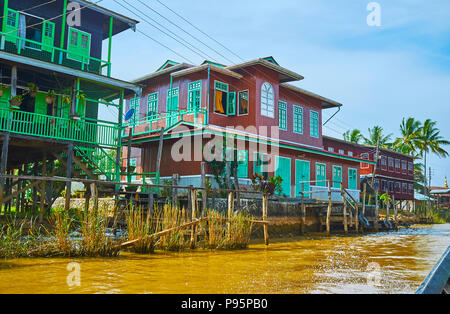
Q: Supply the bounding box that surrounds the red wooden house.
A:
[122,57,374,201]
[323,136,415,201]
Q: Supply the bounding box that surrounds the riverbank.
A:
[1,224,448,294]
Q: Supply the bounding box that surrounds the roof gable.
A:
[156,60,181,72]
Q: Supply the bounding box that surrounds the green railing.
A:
[75,145,118,181]
[0,31,111,76]
[0,108,120,147]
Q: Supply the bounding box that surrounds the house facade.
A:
[123,57,374,200]
[323,136,415,201]
[0,0,141,211]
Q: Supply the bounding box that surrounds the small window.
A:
[278,101,287,130]
[381,156,387,170]
[338,149,345,155]
[238,91,249,115]
[361,153,369,169]
[81,34,89,49]
[395,159,401,173]
[7,10,17,27]
[408,184,414,193]
[348,151,353,157]
[70,31,78,45]
[388,157,394,171]
[44,23,53,37]
[408,162,413,174]
[293,105,303,134]
[402,183,408,194]
[395,182,401,193]
[214,81,229,114]
[261,82,274,118]
[130,97,140,124]
[328,147,335,152]
[310,110,319,138]
[402,160,407,174]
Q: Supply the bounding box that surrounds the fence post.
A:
[201,162,207,212]
[90,183,98,213]
[172,173,178,209]
[326,182,332,234]
[300,183,306,234]
[190,188,197,249]
[262,193,269,245]
[375,187,379,232]
[362,183,367,217]
[227,191,234,241]
[341,186,348,233]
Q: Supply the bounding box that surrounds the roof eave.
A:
[280,83,342,108]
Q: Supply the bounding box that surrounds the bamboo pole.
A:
[227,191,234,241]
[326,183,332,234]
[262,193,269,245]
[190,188,197,249]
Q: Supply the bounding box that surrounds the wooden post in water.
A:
[233,165,241,212]
[172,174,178,209]
[300,183,306,234]
[386,190,390,222]
[341,187,348,233]
[64,143,73,211]
[90,183,98,213]
[262,193,269,245]
[190,188,197,249]
[362,183,367,217]
[227,191,234,240]
[393,195,397,225]
[355,192,359,233]
[201,162,207,212]
[39,153,47,222]
[375,187,379,231]
[326,182,332,234]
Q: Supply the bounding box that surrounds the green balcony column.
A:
[107,16,113,77]
[59,0,68,64]
[2,0,9,32]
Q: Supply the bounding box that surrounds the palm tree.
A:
[364,126,393,148]
[393,117,422,156]
[416,119,450,198]
[343,129,363,144]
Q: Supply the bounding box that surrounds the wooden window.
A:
[261,82,274,118]
[401,160,407,174]
[388,157,394,172]
[310,110,319,138]
[395,182,401,193]
[147,92,158,119]
[381,155,387,170]
[402,183,407,194]
[278,101,287,131]
[348,168,358,190]
[361,153,370,169]
[408,184,414,194]
[328,147,335,152]
[293,105,303,134]
[374,179,380,190]
[408,162,413,175]
[395,159,401,173]
[348,151,353,157]
[338,149,345,155]
[238,90,249,115]
[188,81,201,111]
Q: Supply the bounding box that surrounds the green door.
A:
[316,163,326,187]
[275,156,291,197]
[295,160,310,198]
[348,168,358,190]
[237,150,248,178]
[3,8,19,43]
[332,166,342,188]
[166,88,179,126]
[68,28,91,63]
[42,21,55,52]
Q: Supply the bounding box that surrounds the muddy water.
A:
[0,224,448,294]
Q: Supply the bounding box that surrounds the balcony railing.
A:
[0,31,111,76]
[0,108,120,147]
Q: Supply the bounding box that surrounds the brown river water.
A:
[0,224,449,294]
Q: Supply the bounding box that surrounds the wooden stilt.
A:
[201,162,207,212]
[32,163,38,215]
[190,188,197,249]
[262,193,269,245]
[300,185,306,234]
[84,185,91,214]
[39,153,47,223]
[341,188,348,233]
[326,183,332,234]
[375,188,379,231]
[90,183,98,213]
[64,143,73,211]
[227,191,234,240]
[172,173,178,209]
[232,164,241,212]
[362,183,367,217]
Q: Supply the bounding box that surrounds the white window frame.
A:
[260,82,274,118]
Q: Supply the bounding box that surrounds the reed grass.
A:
[153,205,188,251]
[125,206,155,254]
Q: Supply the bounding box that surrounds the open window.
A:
[238,91,249,115]
[214,81,236,115]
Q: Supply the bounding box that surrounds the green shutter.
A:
[227,91,236,115]
[0,87,11,110]
[167,88,179,126]
[3,9,19,43]
[332,166,342,188]
[147,92,158,120]
[316,163,326,187]
[237,150,248,178]
[42,21,55,52]
[310,110,319,138]
[293,106,303,134]
[188,81,201,110]
[279,101,287,130]
[67,28,91,63]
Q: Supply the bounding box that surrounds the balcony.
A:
[0,32,111,76]
[0,107,120,147]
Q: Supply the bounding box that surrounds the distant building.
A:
[430,178,450,209]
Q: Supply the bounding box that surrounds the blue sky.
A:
[99,0,450,186]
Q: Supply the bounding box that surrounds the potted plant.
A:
[0,84,7,97]
[45,90,56,105]
[9,94,23,109]
[27,83,39,98]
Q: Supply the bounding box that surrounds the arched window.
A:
[261,82,274,118]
